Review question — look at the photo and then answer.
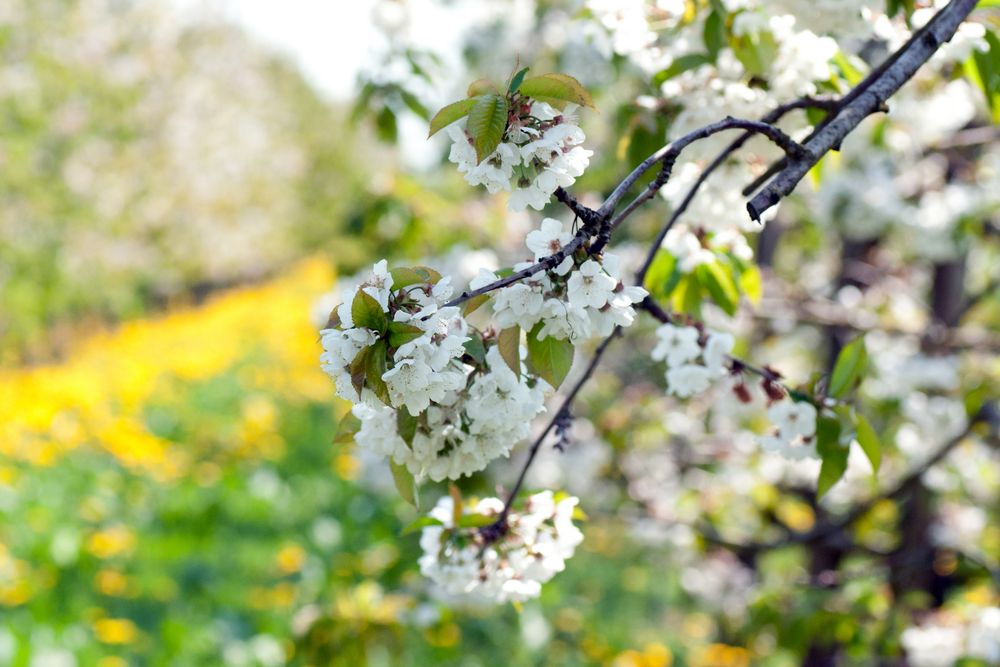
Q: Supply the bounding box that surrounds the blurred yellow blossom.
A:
[690,644,751,667]
[276,544,307,575]
[92,618,139,645]
[86,526,137,559]
[611,642,673,667]
[0,259,336,479]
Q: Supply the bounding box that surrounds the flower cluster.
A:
[320,261,548,481]
[474,218,648,342]
[418,491,584,605]
[650,324,735,398]
[446,103,593,211]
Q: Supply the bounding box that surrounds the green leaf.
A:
[366,339,391,405]
[333,412,362,444]
[463,335,486,365]
[467,94,509,163]
[671,272,703,318]
[828,336,868,399]
[832,51,864,87]
[428,98,477,137]
[527,323,574,389]
[854,414,881,474]
[731,30,778,78]
[400,90,429,120]
[457,514,498,529]
[703,10,725,60]
[508,66,530,94]
[498,327,521,379]
[388,322,425,349]
[390,460,419,508]
[351,290,388,333]
[697,262,740,316]
[964,29,1000,123]
[517,73,595,109]
[467,78,498,97]
[885,0,915,17]
[816,416,847,499]
[400,516,443,536]
[397,406,419,447]
[738,265,763,305]
[374,105,398,143]
[644,250,683,300]
[652,54,713,86]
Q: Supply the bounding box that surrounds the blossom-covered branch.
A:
[746,0,980,221]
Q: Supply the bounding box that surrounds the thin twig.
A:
[444,231,587,307]
[597,117,807,222]
[481,328,622,542]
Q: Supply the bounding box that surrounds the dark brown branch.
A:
[746,0,980,222]
[444,231,588,307]
[597,117,807,223]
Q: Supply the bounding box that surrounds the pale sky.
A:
[169,0,380,100]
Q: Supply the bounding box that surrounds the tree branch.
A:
[745,0,980,222]
[598,117,807,223]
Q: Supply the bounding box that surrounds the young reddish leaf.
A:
[428,97,477,137]
[350,347,369,396]
[412,266,442,283]
[461,293,490,316]
[517,73,595,109]
[390,265,442,288]
[467,78,498,97]
[467,93,509,163]
[366,339,391,405]
[498,326,521,379]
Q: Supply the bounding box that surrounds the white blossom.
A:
[651,324,701,368]
[567,259,618,309]
[703,332,735,374]
[419,491,584,605]
[526,217,573,261]
[666,364,714,398]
